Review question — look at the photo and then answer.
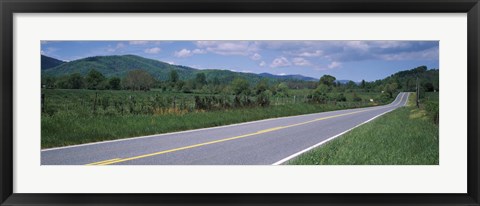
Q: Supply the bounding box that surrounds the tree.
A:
[67,73,84,89]
[336,93,347,102]
[195,73,207,89]
[346,81,357,90]
[360,79,366,89]
[319,75,336,87]
[310,84,329,103]
[255,79,269,95]
[256,90,272,107]
[123,69,155,91]
[182,80,195,93]
[169,70,179,83]
[108,77,121,90]
[352,92,362,102]
[85,69,106,90]
[384,82,398,98]
[231,78,250,95]
[316,84,330,94]
[413,65,428,74]
[423,82,434,92]
[44,76,57,89]
[275,82,289,97]
[210,77,221,86]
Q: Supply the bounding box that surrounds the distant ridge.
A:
[258,73,317,81]
[41,55,65,70]
[42,54,318,83]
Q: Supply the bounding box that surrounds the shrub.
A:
[352,93,362,102]
[336,93,347,102]
[424,101,439,125]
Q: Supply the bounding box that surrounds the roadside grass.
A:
[288,93,439,165]
[42,102,376,148]
[42,89,391,149]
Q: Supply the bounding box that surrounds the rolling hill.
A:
[41,55,65,70]
[42,55,318,83]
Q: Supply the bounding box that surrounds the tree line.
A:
[42,65,438,105]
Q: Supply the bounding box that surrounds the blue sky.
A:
[41,40,439,81]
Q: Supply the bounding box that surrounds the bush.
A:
[352,93,362,102]
[424,101,439,125]
[378,92,392,104]
[336,93,347,102]
[256,90,271,107]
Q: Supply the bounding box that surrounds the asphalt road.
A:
[41,92,409,165]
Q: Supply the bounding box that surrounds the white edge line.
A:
[272,92,409,165]
[41,93,406,152]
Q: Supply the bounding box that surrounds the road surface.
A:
[41,92,409,165]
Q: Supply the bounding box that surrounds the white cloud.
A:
[41,47,58,56]
[292,57,311,66]
[107,43,125,53]
[374,41,410,49]
[297,50,323,57]
[250,53,262,61]
[259,61,266,67]
[345,41,370,51]
[379,46,439,61]
[144,47,161,54]
[174,49,192,57]
[195,41,259,55]
[173,49,205,58]
[129,41,149,45]
[270,57,291,68]
[328,61,342,69]
[278,73,287,76]
[192,49,206,54]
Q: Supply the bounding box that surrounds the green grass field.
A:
[41,89,390,148]
[288,92,439,165]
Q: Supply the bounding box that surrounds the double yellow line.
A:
[87,93,407,165]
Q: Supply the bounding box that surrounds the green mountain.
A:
[41,55,65,70]
[372,65,439,92]
[42,55,194,80]
[42,54,317,83]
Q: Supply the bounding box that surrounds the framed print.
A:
[1,0,479,205]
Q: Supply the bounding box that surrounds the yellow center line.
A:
[87,93,406,166]
[85,158,121,165]
[257,127,285,133]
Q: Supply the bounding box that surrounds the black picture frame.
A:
[1,0,479,205]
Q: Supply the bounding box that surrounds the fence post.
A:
[93,92,98,114]
[173,95,176,109]
[41,93,45,113]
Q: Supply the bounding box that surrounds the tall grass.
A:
[288,93,439,165]
[41,89,391,148]
[42,102,377,148]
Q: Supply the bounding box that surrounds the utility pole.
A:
[416,76,420,108]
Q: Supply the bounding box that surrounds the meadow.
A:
[288,92,439,165]
[41,89,390,148]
